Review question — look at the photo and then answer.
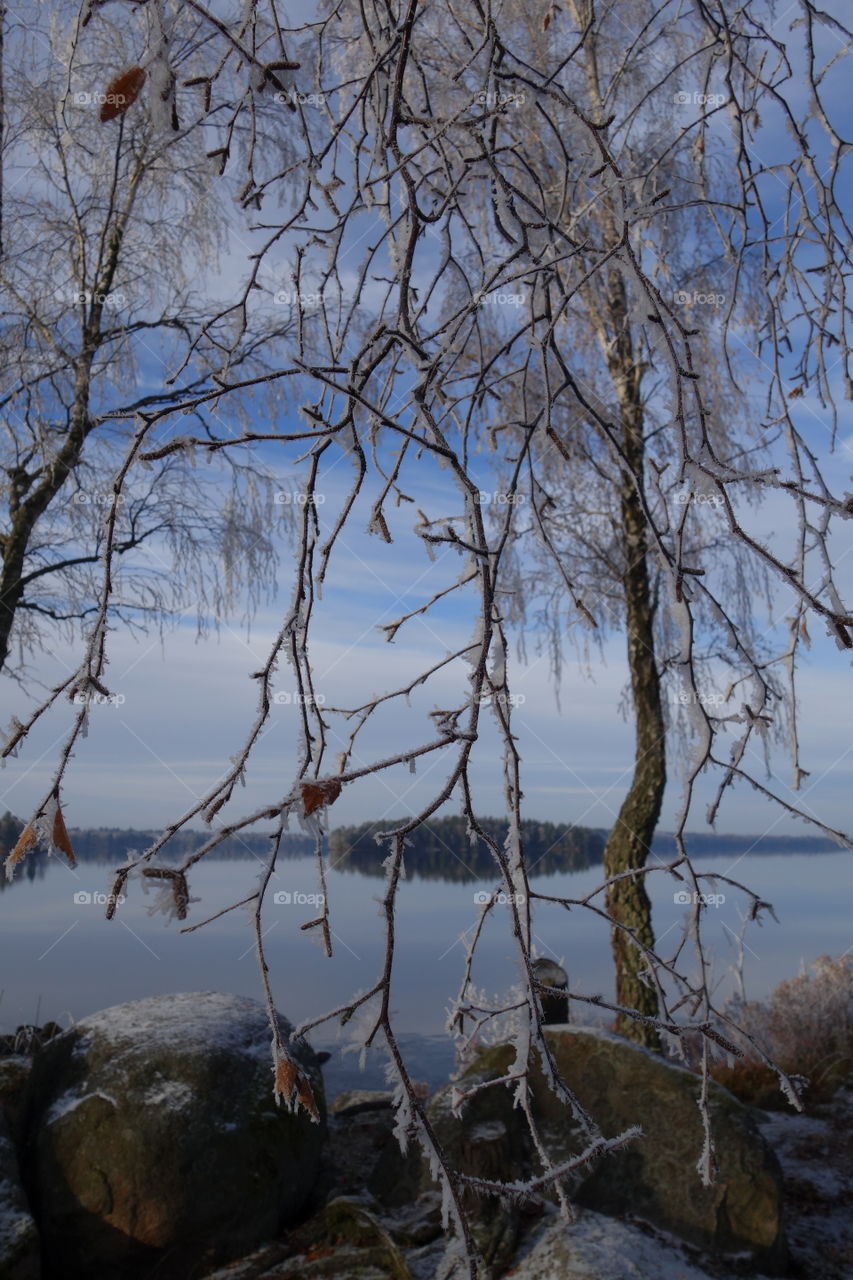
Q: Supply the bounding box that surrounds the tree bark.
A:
[0,162,136,672]
[556,5,667,1048]
[601,275,667,1050]
[0,353,94,671]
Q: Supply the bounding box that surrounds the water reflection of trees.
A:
[0,812,44,890]
[1,810,835,894]
[0,814,317,890]
[328,817,605,881]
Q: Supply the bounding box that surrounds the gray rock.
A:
[465,1027,786,1271]
[0,1112,38,1280]
[23,991,326,1280]
[493,1204,767,1280]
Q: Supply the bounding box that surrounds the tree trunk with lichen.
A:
[601,276,666,1051]
[558,8,668,1050]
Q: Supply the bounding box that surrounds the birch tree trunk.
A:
[603,276,666,1046]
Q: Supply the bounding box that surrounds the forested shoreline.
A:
[0,811,837,886]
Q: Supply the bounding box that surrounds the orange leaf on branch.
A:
[4,824,38,880]
[300,778,342,817]
[99,66,146,123]
[51,796,77,869]
[275,1056,299,1098]
[274,1054,321,1120]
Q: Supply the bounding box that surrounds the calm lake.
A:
[2,848,850,1096]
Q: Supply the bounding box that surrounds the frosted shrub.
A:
[718,955,853,1106]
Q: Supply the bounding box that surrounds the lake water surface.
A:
[2,849,850,1095]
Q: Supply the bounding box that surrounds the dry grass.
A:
[715,955,853,1109]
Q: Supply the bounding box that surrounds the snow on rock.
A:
[141,1079,195,1112]
[44,1088,117,1127]
[26,991,327,1280]
[754,1087,853,1280]
[502,1206,777,1280]
[429,1027,786,1271]
[64,990,276,1061]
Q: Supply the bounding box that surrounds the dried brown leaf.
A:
[51,801,77,868]
[301,778,342,817]
[5,824,38,878]
[297,1075,321,1121]
[100,66,146,123]
[275,1056,299,1097]
[274,1054,321,1120]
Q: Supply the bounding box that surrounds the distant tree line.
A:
[650,832,837,858]
[0,813,315,886]
[0,811,836,896]
[56,826,318,862]
[328,816,605,881]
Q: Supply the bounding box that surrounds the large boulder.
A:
[475,1204,751,1280]
[0,1111,38,1280]
[23,991,326,1280]
[437,1026,786,1271]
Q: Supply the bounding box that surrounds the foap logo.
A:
[673,890,725,907]
[672,91,726,108]
[475,491,526,506]
[273,890,326,906]
[274,90,327,107]
[674,489,724,507]
[674,289,726,307]
[72,490,125,506]
[56,286,126,309]
[675,690,725,707]
[73,90,136,111]
[74,891,126,906]
[274,289,325,307]
[274,491,326,505]
[473,890,527,905]
[478,691,526,707]
[72,691,126,707]
[474,290,526,307]
[273,691,326,706]
[475,90,525,108]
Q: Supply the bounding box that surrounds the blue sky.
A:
[3,444,851,840]
[2,0,853,850]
